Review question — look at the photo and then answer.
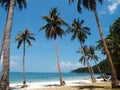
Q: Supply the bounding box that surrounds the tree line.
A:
[0,0,119,90]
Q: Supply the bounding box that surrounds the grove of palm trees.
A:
[0,0,120,90]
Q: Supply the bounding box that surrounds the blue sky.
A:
[0,0,120,72]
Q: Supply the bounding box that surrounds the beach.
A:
[10,78,120,90]
[9,72,120,90]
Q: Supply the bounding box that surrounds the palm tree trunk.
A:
[0,24,6,61]
[22,41,27,86]
[94,60,102,74]
[55,39,64,86]
[80,42,96,82]
[0,0,15,90]
[92,5,119,88]
[0,39,3,61]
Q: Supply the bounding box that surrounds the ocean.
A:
[0,72,100,84]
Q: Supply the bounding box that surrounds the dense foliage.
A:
[72,17,120,80]
[71,60,110,73]
[97,17,120,80]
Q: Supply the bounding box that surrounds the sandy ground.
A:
[10,79,120,90]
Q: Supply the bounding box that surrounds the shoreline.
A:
[10,78,105,90]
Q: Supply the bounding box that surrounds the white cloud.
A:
[99,10,106,15]
[60,61,82,69]
[108,0,120,14]
[53,61,83,72]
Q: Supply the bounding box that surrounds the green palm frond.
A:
[68,0,103,12]
[79,56,86,65]
[42,16,51,23]
[0,0,27,10]
[27,39,32,46]
[67,18,90,43]
[16,0,27,10]
[16,28,35,49]
[40,7,67,40]
[17,39,22,49]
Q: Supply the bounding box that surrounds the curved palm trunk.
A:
[0,0,15,90]
[94,59,102,74]
[80,42,96,82]
[55,39,64,86]
[22,41,27,87]
[92,4,119,88]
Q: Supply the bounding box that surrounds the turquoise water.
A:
[0,72,100,84]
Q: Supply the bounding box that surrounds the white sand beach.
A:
[10,78,106,90]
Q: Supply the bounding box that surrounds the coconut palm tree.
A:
[87,45,106,79]
[67,18,96,82]
[0,0,27,89]
[88,46,102,73]
[77,45,96,82]
[69,0,119,87]
[15,29,35,87]
[40,8,67,86]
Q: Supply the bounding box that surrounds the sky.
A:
[0,0,120,72]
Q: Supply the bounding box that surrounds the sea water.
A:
[0,72,100,84]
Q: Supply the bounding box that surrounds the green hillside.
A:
[71,60,110,73]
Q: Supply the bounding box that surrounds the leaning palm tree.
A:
[67,18,96,82]
[40,8,67,86]
[87,45,104,78]
[0,0,27,89]
[77,45,96,82]
[69,0,119,87]
[88,46,100,72]
[15,29,35,87]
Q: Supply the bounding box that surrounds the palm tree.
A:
[87,45,106,79]
[40,8,67,86]
[67,18,96,82]
[0,0,27,89]
[16,29,35,87]
[88,46,102,73]
[77,45,96,82]
[69,0,119,87]
[97,17,120,80]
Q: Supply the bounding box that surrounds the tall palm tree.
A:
[40,8,67,86]
[97,17,120,80]
[67,18,96,82]
[69,0,119,87]
[77,45,96,82]
[16,29,35,87]
[0,0,27,89]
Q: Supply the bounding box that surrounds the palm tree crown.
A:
[67,18,91,43]
[0,0,27,10]
[40,8,67,40]
[16,28,35,49]
[69,0,103,13]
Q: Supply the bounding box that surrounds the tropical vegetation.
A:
[97,17,120,80]
[66,19,96,82]
[15,29,35,87]
[0,0,119,89]
[77,45,96,82]
[40,8,67,86]
[68,0,118,88]
[71,60,110,74]
[0,0,27,89]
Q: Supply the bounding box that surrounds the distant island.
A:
[71,60,110,74]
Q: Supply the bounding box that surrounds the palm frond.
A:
[16,0,27,10]
[27,39,32,46]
